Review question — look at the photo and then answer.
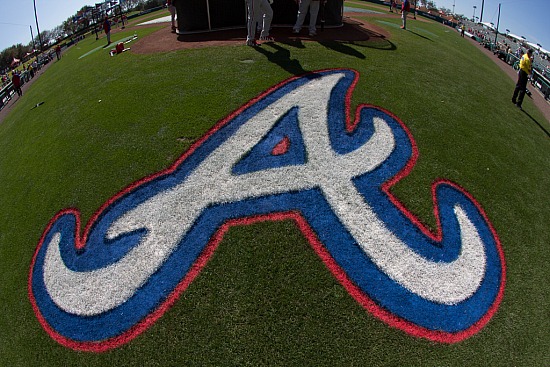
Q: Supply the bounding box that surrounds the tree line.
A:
[1,0,164,71]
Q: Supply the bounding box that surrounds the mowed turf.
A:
[0,7,548,366]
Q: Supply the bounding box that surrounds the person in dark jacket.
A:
[12,71,22,97]
[103,16,111,45]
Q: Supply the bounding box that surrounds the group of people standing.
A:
[244,0,412,45]
[169,0,411,46]
[167,0,325,46]
[245,0,326,47]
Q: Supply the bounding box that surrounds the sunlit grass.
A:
[0,12,548,366]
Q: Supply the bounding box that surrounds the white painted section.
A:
[43,72,487,315]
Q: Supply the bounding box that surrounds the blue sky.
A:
[0,0,95,51]
[0,0,548,52]
[434,0,549,50]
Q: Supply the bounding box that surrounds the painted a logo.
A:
[29,69,506,352]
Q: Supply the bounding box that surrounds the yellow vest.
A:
[519,53,532,74]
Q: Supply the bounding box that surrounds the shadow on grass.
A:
[522,110,550,138]
[347,39,396,51]
[319,41,366,59]
[277,37,395,58]
[256,36,395,74]
[250,25,400,74]
[407,30,433,42]
[254,42,309,76]
[277,38,307,49]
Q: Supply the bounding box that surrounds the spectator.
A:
[12,71,22,97]
[55,44,62,60]
[512,49,533,110]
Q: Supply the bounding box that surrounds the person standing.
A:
[292,0,322,37]
[12,71,22,97]
[401,0,410,29]
[103,16,111,45]
[245,0,274,46]
[55,44,62,60]
[168,0,177,32]
[512,49,533,110]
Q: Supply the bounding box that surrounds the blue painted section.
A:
[31,70,503,343]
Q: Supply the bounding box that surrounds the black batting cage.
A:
[174,0,343,32]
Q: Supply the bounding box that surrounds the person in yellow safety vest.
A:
[512,49,533,110]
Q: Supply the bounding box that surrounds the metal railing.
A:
[532,70,550,100]
[0,71,31,112]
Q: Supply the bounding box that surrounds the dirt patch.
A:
[131,16,391,54]
[0,14,390,124]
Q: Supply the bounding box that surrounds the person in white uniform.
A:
[292,0,322,37]
[246,0,274,46]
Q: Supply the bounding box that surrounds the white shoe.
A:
[309,31,317,37]
[292,29,300,34]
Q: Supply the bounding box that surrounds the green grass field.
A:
[0,6,549,366]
